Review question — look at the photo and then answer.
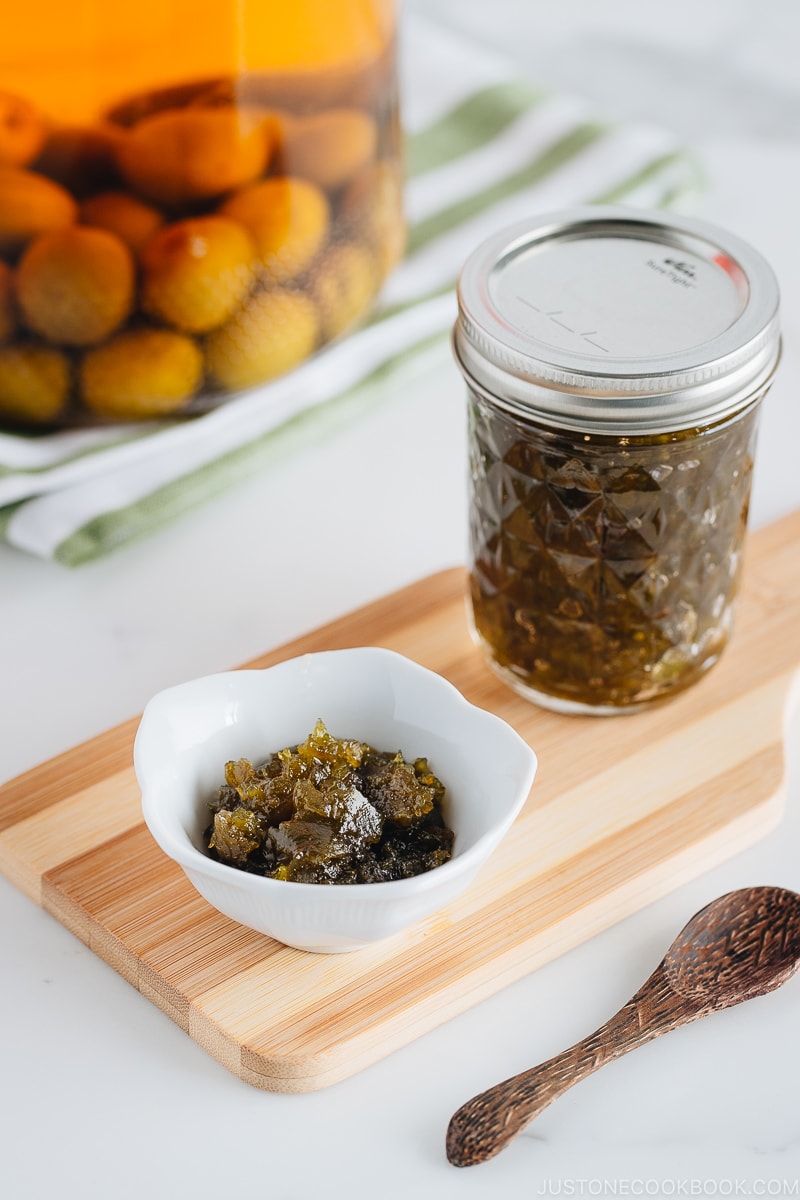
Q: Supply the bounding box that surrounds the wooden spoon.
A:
[447,886,800,1168]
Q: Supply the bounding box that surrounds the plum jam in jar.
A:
[453,206,781,714]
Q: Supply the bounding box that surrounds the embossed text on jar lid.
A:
[453,205,781,433]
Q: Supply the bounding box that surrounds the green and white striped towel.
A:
[0,16,700,565]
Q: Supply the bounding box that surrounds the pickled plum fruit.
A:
[205,720,454,885]
[220,176,330,285]
[115,106,271,208]
[281,108,377,190]
[340,160,405,274]
[79,328,203,419]
[311,242,379,340]
[80,191,163,254]
[204,287,318,390]
[0,91,48,167]
[17,226,134,346]
[141,215,256,333]
[0,344,70,424]
[0,168,77,256]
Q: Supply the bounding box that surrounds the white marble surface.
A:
[2,3,800,1197]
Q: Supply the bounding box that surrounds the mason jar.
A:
[0,0,401,426]
[453,206,781,714]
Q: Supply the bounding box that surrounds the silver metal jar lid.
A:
[453,205,781,433]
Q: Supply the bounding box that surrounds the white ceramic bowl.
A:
[135,647,537,953]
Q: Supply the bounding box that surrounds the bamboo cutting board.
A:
[2,511,800,1092]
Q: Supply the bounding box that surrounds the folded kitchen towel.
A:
[0,15,701,565]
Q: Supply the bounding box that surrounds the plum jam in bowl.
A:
[135,647,537,953]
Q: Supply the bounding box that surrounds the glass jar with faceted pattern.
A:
[454,207,781,713]
[468,389,762,711]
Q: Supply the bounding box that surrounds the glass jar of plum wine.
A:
[0,1,402,424]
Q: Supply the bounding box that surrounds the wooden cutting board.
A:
[2,511,799,1092]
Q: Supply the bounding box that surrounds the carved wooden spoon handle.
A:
[446,966,703,1167]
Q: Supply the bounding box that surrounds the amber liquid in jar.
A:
[0,0,402,425]
[468,390,762,713]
